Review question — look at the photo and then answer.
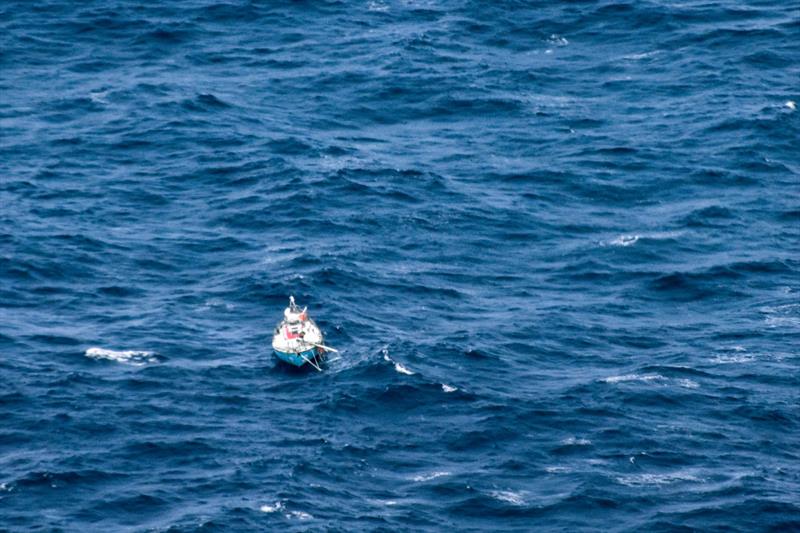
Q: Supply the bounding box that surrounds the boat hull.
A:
[273,347,321,367]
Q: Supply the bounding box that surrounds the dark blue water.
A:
[1,1,799,531]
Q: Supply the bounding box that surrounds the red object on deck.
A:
[284,326,300,340]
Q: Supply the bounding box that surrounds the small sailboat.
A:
[272,296,334,371]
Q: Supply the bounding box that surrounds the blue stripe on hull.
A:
[274,348,319,367]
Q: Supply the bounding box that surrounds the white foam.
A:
[760,303,800,328]
[547,34,568,46]
[412,471,451,482]
[765,316,800,327]
[604,231,683,247]
[489,490,527,506]
[202,299,235,311]
[545,466,571,474]
[85,347,157,366]
[602,373,664,384]
[786,100,796,111]
[384,353,414,375]
[367,0,389,11]
[285,510,313,520]
[442,384,457,393]
[394,363,414,375]
[561,437,591,446]
[616,471,702,486]
[602,373,700,389]
[711,346,755,364]
[89,90,109,104]
[712,353,755,364]
[609,234,640,246]
[622,51,658,60]
[259,502,283,513]
[761,303,800,313]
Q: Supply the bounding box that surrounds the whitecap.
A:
[712,353,755,364]
[760,303,800,328]
[545,466,571,474]
[765,316,800,328]
[711,346,755,363]
[489,490,527,506]
[602,373,664,384]
[412,471,451,482]
[786,100,796,111]
[367,0,389,11]
[442,384,457,393]
[609,234,639,246]
[285,510,313,520]
[602,373,700,389]
[615,471,702,486]
[259,502,283,513]
[394,363,414,375]
[85,347,157,366]
[384,353,414,375]
[561,437,591,446]
[761,303,800,313]
[622,51,658,60]
[202,299,235,311]
[547,34,568,46]
[604,230,683,247]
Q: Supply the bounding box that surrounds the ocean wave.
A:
[621,50,659,61]
[3,0,798,530]
[711,346,756,364]
[285,510,314,520]
[615,471,704,487]
[561,437,592,446]
[412,471,451,482]
[602,373,665,384]
[601,374,699,389]
[259,502,283,513]
[760,303,800,328]
[84,347,158,366]
[367,1,389,13]
[602,231,684,247]
[488,490,528,506]
[383,352,415,375]
[546,34,569,46]
[608,234,639,247]
[712,354,755,364]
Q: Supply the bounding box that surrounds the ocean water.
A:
[1,0,799,531]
